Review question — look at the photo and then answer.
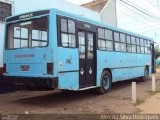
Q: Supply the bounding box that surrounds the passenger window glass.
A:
[61,33,68,47]
[21,40,28,48]
[140,39,144,46]
[132,45,136,53]
[127,44,132,52]
[120,33,126,42]
[32,41,40,47]
[78,32,85,59]
[98,28,105,39]
[115,42,121,51]
[106,41,113,51]
[144,40,148,46]
[14,39,20,48]
[147,41,150,47]
[21,28,28,39]
[69,34,76,47]
[99,40,106,50]
[136,38,140,45]
[14,27,20,38]
[137,46,141,53]
[114,32,120,41]
[32,30,40,40]
[147,47,151,54]
[131,36,136,44]
[88,34,94,59]
[127,36,131,43]
[61,18,67,32]
[42,31,47,41]
[145,47,148,54]
[141,46,145,53]
[121,43,126,52]
[105,29,113,40]
[68,20,75,33]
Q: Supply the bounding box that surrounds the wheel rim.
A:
[144,69,149,79]
[103,76,110,90]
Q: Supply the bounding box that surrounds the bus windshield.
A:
[6,17,48,49]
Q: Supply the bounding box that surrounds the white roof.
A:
[12,0,101,22]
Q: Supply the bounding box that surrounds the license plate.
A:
[21,65,29,71]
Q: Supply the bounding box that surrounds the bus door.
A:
[78,30,96,88]
[151,43,156,73]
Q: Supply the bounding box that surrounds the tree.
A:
[155,47,160,59]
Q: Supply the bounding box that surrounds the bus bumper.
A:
[3,76,58,89]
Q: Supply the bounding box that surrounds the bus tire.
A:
[97,70,112,94]
[142,67,149,82]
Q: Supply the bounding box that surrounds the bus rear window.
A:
[6,17,48,49]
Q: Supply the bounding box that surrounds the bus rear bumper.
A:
[3,76,58,89]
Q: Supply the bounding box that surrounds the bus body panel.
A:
[57,47,79,90]
[97,51,151,84]
[4,12,55,78]
[58,72,79,90]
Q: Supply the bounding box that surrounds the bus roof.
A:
[6,8,153,41]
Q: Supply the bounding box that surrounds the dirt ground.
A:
[0,70,160,114]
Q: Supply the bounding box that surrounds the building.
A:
[0,0,13,74]
[82,0,117,26]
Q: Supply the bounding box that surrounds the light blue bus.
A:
[3,9,155,94]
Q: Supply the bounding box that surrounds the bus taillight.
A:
[3,64,6,73]
[47,63,53,75]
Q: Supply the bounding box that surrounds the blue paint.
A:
[58,72,79,90]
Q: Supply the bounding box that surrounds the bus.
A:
[0,1,12,80]
[0,22,5,78]
[3,9,155,94]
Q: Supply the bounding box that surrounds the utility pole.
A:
[155,32,157,43]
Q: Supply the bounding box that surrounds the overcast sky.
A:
[65,0,93,5]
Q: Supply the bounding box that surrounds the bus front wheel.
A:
[97,70,112,94]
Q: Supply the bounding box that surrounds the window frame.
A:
[6,16,49,50]
[13,27,29,49]
[59,16,77,48]
[31,29,48,48]
[114,32,127,52]
[98,27,114,51]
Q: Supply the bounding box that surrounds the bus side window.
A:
[126,35,132,52]
[98,28,113,51]
[131,36,136,53]
[114,32,120,51]
[140,39,145,54]
[119,33,126,52]
[136,38,141,53]
[60,18,76,48]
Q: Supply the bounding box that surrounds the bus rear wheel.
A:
[97,70,112,94]
[142,67,149,82]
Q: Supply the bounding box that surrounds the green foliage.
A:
[155,47,160,59]
[135,99,145,106]
[146,90,160,96]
